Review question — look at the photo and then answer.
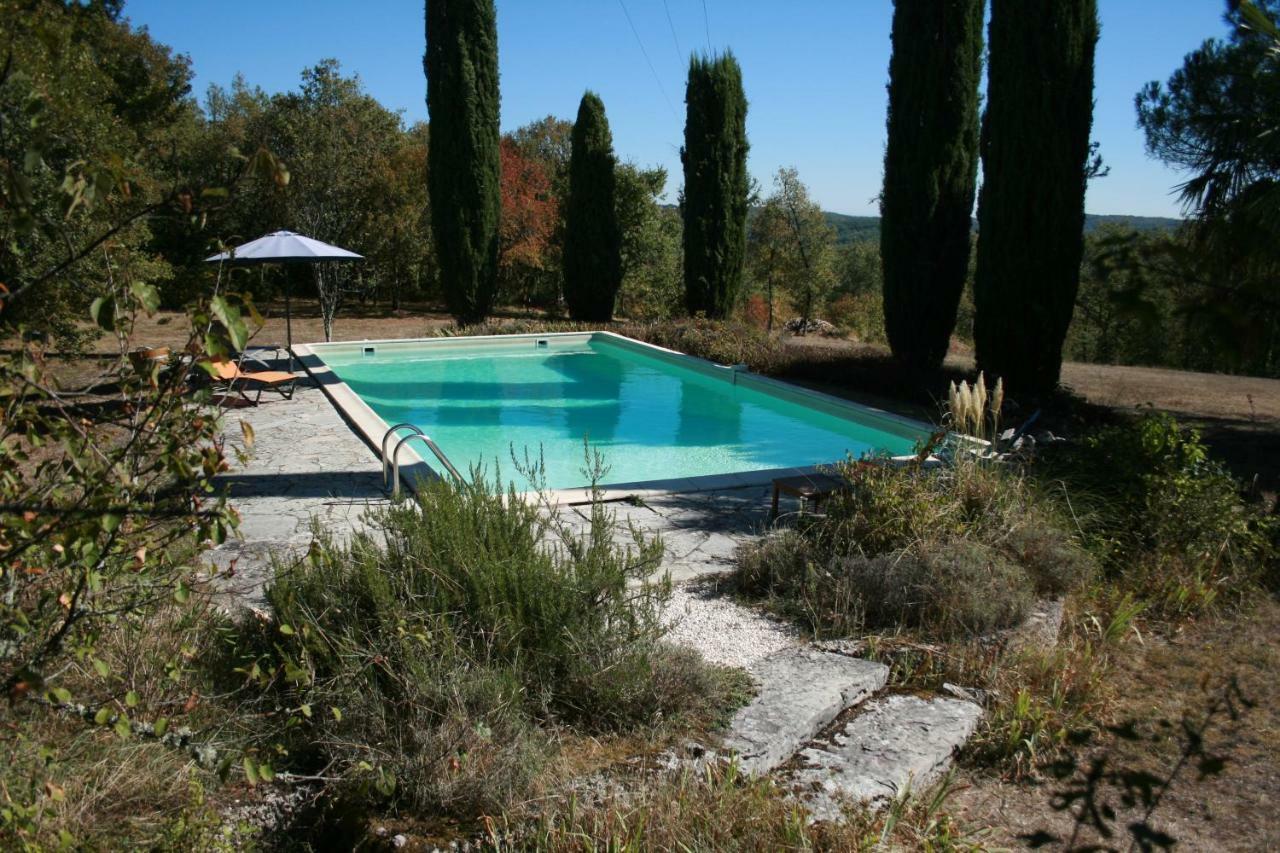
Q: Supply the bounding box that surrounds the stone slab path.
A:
[722,650,889,775]
[792,694,984,821]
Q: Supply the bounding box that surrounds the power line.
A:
[661,0,684,64]
[701,0,711,50]
[616,0,678,119]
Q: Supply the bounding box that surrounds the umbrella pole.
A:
[285,273,294,374]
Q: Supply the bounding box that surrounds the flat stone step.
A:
[792,694,983,822]
[722,649,889,775]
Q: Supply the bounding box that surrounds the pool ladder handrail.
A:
[381,423,463,496]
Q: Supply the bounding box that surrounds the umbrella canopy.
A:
[204,230,363,265]
[205,231,363,371]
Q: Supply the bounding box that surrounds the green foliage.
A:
[509,115,573,193]
[636,317,786,372]
[425,0,501,325]
[1039,412,1277,615]
[0,0,201,345]
[616,165,683,320]
[1064,224,1279,377]
[1067,226,1183,368]
[1137,0,1280,220]
[563,92,622,321]
[1134,1,1280,374]
[681,52,750,319]
[826,240,887,343]
[738,456,1091,638]
[748,167,838,328]
[2,256,251,711]
[823,211,883,244]
[974,0,1099,394]
[244,474,735,815]
[880,0,983,369]
[263,61,406,339]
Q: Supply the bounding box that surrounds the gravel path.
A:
[661,581,800,671]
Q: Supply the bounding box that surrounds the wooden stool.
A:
[770,472,847,519]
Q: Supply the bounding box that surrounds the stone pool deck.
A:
[208,374,983,817]
[207,381,390,605]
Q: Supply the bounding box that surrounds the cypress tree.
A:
[974,0,1099,394]
[880,0,983,369]
[562,91,622,321]
[424,0,500,325]
[681,52,749,318]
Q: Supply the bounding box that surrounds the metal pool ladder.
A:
[381,423,464,497]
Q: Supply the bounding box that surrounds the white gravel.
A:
[661,582,800,670]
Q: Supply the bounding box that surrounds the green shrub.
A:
[1004,524,1097,596]
[825,291,886,344]
[741,535,1033,640]
[635,317,786,372]
[243,474,734,816]
[261,541,547,815]
[738,456,1091,639]
[1039,412,1277,613]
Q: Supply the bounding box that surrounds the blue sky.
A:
[125,0,1227,218]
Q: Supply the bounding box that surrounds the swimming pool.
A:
[296,332,930,495]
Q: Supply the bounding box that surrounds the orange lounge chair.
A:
[207,355,297,404]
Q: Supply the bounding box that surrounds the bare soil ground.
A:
[94,300,459,354]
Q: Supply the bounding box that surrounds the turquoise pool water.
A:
[319,336,925,490]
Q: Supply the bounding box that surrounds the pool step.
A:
[790,693,984,822]
[721,648,889,775]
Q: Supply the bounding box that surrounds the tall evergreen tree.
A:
[681,52,749,318]
[880,0,983,369]
[562,91,622,321]
[974,0,1099,394]
[424,0,500,325]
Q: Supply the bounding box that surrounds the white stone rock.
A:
[793,694,983,821]
[722,649,888,775]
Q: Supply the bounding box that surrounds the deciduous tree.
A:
[616,164,683,320]
[748,167,837,329]
[498,139,557,306]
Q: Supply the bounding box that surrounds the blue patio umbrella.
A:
[205,230,363,368]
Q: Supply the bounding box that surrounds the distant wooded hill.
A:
[823,211,1184,244]
[660,206,1183,244]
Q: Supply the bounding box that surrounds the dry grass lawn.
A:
[951,599,1280,851]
